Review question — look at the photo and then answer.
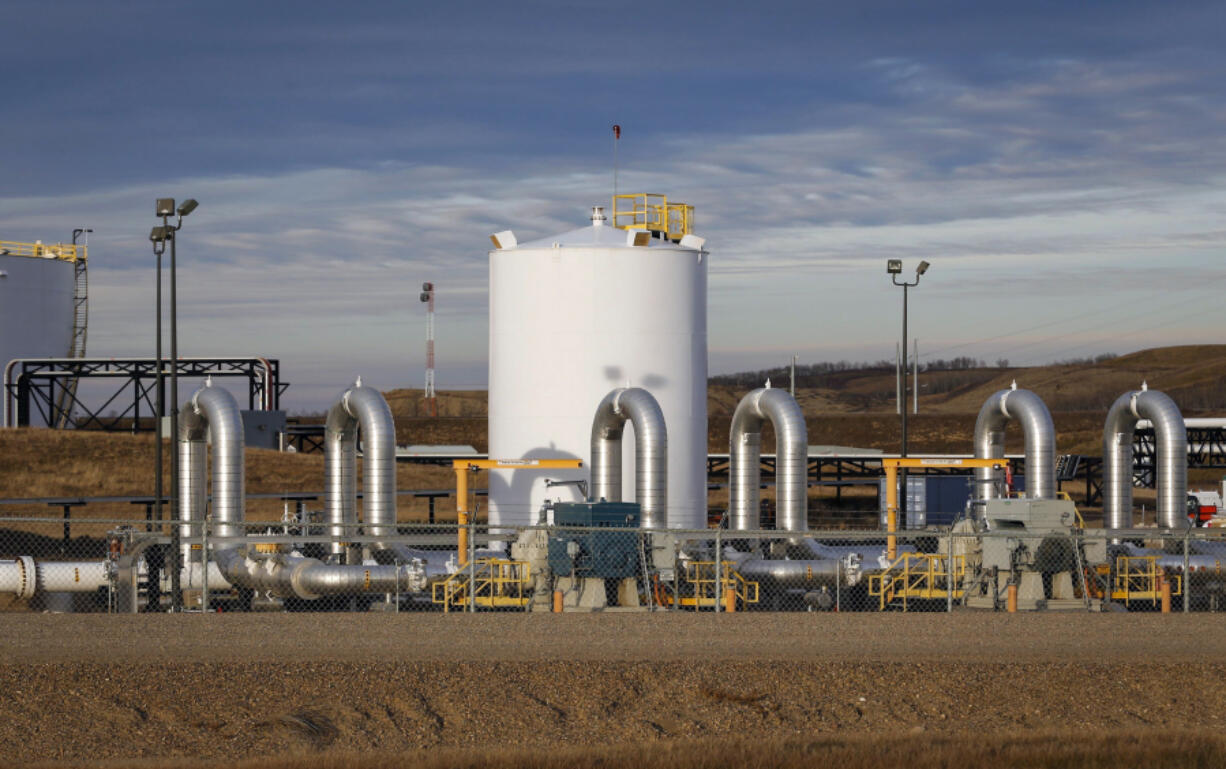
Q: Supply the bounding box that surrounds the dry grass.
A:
[2,343,1221,531]
[0,429,458,522]
[34,730,1226,769]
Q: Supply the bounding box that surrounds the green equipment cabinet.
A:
[547,501,641,579]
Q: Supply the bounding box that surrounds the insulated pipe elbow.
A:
[325,384,397,556]
[1103,389,1187,531]
[178,383,245,541]
[590,387,668,529]
[973,388,1056,501]
[729,388,808,531]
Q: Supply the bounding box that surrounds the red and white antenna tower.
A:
[419,282,437,417]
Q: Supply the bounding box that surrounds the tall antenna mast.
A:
[419,282,437,417]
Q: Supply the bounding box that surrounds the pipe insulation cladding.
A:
[326,383,396,561]
[1103,388,1188,531]
[729,387,808,531]
[0,556,107,596]
[324,384,443,566]
[488,213,708,530]
[973,387,1056,501]
[179,382,422,600]
[590,387,667,529]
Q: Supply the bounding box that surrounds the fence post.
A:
[1183,532,1191,614]
[201,514,209,613]
[713,526,722,614]
[467,519,476,614]
[947,529,954,613]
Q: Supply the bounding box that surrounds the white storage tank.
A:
[487,207,708,531]
[0,247,74,369]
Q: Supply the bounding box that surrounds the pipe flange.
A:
[16,555,35,600]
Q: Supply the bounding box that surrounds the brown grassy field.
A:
[382,345,1226,455]
[6,344,1222,538]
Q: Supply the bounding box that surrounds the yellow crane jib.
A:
[452,458,584,566]
[881,457,1005,560]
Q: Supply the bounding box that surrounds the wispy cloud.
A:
[1,4,1223,406]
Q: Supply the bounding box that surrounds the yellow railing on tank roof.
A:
[0,240,86,263]
[612,193,694,241]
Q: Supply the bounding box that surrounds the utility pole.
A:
[419,282,437,417]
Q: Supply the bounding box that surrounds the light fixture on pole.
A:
[420,282,437,417]
[887,259,931,527]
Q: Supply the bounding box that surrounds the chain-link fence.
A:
[1,508,1225,614]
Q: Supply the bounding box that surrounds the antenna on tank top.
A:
[612,124,621,205]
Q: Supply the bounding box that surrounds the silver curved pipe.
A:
[1103,388,1188,531]
[590,387,668,529]
[729,388,808,531]
[180,382,420,601]
[973,387,1056,501]
[325,382,398,560]
[178,381,246,543]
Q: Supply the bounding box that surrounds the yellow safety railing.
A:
[611,193,694,240]
[0,240,86,263]
[678,560,759,609]
[1111,555,1181,604]
[868,552,966,611]
[432,557,532,612]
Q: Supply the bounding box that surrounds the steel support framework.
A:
[3,358,286,430]
[1134,426,1226,487]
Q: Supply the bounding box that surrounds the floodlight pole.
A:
[151,228,168,611]
[890,262,927,528]
[168,214,181,612]
[154,198,197,612]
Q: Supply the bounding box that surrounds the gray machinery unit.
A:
[547,501,642,579]
[967,497,1104,611]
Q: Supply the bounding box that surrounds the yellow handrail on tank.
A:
[0,240,86,263]
[612,193,694,241]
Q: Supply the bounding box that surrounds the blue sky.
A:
[2,1,1223,409]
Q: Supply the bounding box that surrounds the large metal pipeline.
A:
[590,387,667,529]
[729,387,808,531]
[0,557,108,598]
[1103,387,1188,531]
[973,386,1056,501]
[325,381,399,561]
[180,381,422,600]
[720,546,861,589]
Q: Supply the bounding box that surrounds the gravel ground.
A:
[2,613,1225,764]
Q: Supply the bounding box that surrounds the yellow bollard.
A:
[1159,573,1171,614]
[1006,583,1018,613]
[885,463,898,561]
[723,586,737,613]
[552,590,564,614]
